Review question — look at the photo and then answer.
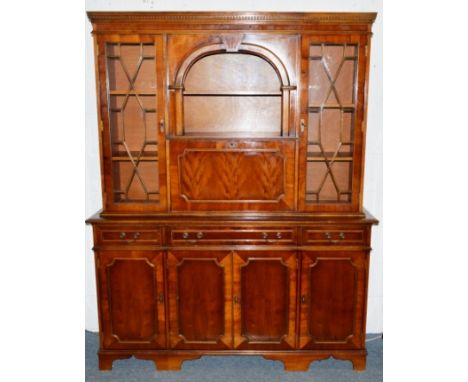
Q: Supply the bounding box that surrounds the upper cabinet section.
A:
[88,12,376,215]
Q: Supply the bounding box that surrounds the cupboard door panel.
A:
[233,251,296,350]
[97,251,166,349]
[299,251,368,350]
[168,251,232,349]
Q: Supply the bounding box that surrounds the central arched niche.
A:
[182,52,283,136]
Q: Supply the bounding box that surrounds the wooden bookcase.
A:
[86,11,378,372]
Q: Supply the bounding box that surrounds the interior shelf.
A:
[308,105,355,111]
[307,151,353,162]
[184,92,282,97]
[111,151,159,161]
[109,90,157,96]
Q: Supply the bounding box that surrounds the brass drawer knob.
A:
[196,232,204,239]
[276,232,282,239]
[182,232,189,239]
[324,232,332,240]
[120,232,140,243]
[262,232,268,240]
[339,232,346,240]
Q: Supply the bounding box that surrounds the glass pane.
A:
[112,161,160,202]
[306,44,357,204]
[106,43,159,203]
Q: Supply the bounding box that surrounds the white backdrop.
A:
[85,0,383,333]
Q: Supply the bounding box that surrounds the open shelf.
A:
[184,92,281,97]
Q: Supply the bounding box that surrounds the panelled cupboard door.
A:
[167,251,233,350]
[97,251,166,349]
[96,35,167,213]
[299,251,368,350]
[298,34,370,212]
[233,251,297,350]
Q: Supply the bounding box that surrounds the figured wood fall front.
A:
[86,11,378,372]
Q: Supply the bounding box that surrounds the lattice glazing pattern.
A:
[306,44,358,203]
[106,43,160,202]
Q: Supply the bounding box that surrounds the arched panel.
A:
[184,53,281,94]
[174,41,291,88]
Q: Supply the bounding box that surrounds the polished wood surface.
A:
[87,11,377,373]
[96,250,166,349]
[169,139,296,211]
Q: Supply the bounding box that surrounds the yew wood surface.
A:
[87,11,377,373]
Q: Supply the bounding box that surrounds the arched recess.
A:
[170,37,296,136]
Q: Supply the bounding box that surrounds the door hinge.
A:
[99,120,104,133]
[365,45,368,57]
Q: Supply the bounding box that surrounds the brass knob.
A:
[158,293,164,304]
[159,119,165,133]
[119,232,126,239]
[339,232,345,240]
[133,232,140,240]
[262,232,268,240]
[196,232,204,239]
[233,295,239,304]
[276,232,282,239]
[324,232,332,240]
[301,295,307,304]
[182,232,189,239]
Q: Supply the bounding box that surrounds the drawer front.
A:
[98,228,162,245]
[170,228,297,245]
[302,228,365,245]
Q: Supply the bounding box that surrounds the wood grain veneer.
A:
[87,11,378,372]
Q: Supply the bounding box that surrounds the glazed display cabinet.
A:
[86,11,378,372]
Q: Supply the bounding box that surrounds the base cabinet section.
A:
[299,251,368,350]
[96,251,166,349]
[92,241,373,371]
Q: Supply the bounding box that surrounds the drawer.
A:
[302,228,365,245]
[170,228,297,245]
[98,228,162,245]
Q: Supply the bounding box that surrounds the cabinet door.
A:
[299,251,368,349]
[96,35,167,212]
[232,251,297,350]
[97,251,166,349]
[167,251,232,349]
[298,34,370,212]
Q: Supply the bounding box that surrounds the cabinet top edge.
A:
[86,11,377,26]
[86,209,379,225]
